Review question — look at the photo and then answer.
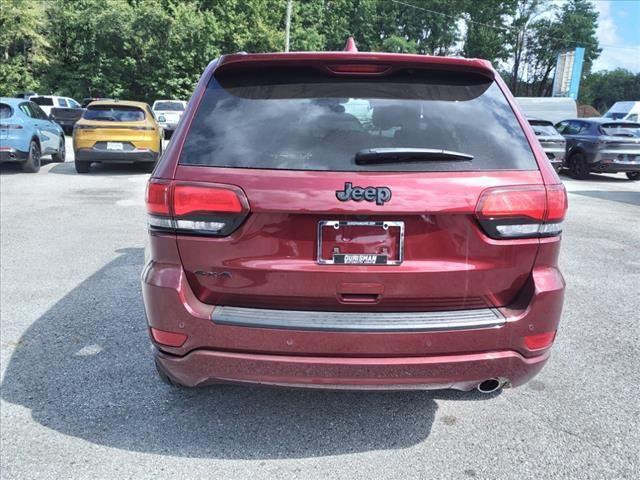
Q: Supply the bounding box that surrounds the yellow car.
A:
[73,100,163,173]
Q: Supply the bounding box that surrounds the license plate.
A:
[106,142,123,151]
[317,220,404,265]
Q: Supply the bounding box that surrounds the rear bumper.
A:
[142,252,565,390]
[592,161,640,173]
[154,346,549,391]
[0,148,28,163]
[75,148,158,163]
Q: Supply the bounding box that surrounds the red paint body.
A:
[143,49,565,391]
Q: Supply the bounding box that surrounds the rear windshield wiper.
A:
[355,148,474,165]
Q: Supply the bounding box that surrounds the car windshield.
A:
[0,103,13,119]
[529,121,559,136]
[83,105,145,121]
[180,67,536,172]
[31,97,54,106]
[154,102,184,111]
[601,122,640,137]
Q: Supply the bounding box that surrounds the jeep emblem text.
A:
[336,182,392,206]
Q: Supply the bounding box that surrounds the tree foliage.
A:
[579,69,640,113]
[0,0,616,109]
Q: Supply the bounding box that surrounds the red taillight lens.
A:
[524,331,556,350]
[327,63,391,74]
[150,327,187,347]
[475,184,567,239]
[545,184,568,222]
[146,180,249,236]
[173,184,243,216]
[145,179,171,216]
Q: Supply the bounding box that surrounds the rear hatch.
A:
[529,120,566,161]
[169,61,549,312]
[77,104,151,148]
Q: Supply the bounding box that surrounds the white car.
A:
[152,100,187,136]
[30,95,81,116]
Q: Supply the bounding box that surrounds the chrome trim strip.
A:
[211,306,505,332]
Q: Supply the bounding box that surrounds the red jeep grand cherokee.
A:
[142,43,567,393]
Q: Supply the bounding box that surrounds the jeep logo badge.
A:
[336,182,392,206]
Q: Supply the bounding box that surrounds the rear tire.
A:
[75,160,90,173]
[626,172,640,181]
[21,141,41,173]
[51,138,66,162]
[569,153,590,180]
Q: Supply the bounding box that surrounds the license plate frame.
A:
[317,220,404,265]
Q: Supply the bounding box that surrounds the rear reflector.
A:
[150,328,187,347]
[146,180,249,236]
[475,184,567,239]
[524,331,556,350]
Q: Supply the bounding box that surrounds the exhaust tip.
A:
[477,378,503,393]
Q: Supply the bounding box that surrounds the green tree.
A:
[0,0,48,95]
[461,0,518,63]
[580,69,640,112]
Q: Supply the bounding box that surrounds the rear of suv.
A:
[142,43,567,393]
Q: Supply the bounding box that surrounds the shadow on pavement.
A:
[49,161,151,176]
[1,248,496,459]
[559,171,634,183]
[571,190,640,206]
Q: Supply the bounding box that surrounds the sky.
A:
[591,0,640,72]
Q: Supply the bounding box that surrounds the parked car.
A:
[151,100,187,138]
[555,118,640,180]
[51,102,84,134]
[15,91,38,99]
[603,101,639,122]
[0,97,66,172]
[73,100,163,173]
[527,118,566,173]
[142,41,567,393]
[30,95,80,116]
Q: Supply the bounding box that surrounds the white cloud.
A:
[592,0,640,72]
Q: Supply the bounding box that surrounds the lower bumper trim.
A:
[75,148,158,163]
[154,347,550,390]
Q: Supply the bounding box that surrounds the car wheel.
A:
[626,172,640,181]
[51,138,66,162]
[569,153,590,180]
[21,140,41,173]
[75,160,90,174]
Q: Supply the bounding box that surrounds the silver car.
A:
[152,100,187,138]
[528,118,565,173]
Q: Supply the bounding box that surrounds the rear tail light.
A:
[475,184,567,239]
[146,179,249,236]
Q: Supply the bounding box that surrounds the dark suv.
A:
[555,118,640,180]
[142,42,567,393]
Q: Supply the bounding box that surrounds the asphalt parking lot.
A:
[1,138,639,480]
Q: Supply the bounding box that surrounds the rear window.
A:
[154,101,184,111]
[0,103,13,119]
[180,68,537,171]
[83,105,145,122]
[31,97,54,106]
[601,122,640,137]
[529,120,559,136]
